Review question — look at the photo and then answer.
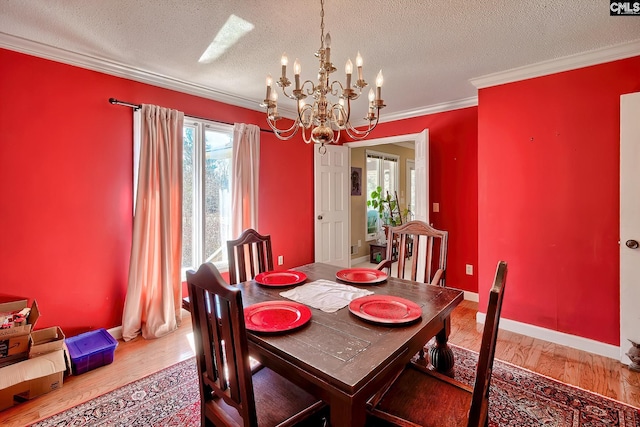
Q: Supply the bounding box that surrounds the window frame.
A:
[365,149,399,240]
[182,117,233,278]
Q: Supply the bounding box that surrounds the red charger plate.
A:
[244,301,312,333]
[254,270,307,287]
[349,295,421,325]
[336,268,388,284]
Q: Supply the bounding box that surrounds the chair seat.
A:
[207,366,326,427]
[368,261,507,427]
[372,365,473,427]
[182,296,191,312]
[187,262,326,427]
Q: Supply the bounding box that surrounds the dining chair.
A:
[377,220,448,287]
[186,262,327,427]
[227,228,274,285]
[366,260,508,427]
[182,228,273,312]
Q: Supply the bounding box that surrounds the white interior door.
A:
[620,92,640,364]
[413,129,429,223]
[314,145,350,267]
[406,159,416,217]
[412,129,429,282]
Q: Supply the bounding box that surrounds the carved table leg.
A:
[428,317,455,376]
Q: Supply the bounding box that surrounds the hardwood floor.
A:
[449,300,640,408]
[0,311,196,427]
[2,303,639,427]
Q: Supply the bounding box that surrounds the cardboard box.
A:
[0,299,40,339]
[0,349,66,411]
[0,299,39,367]
[30,327,66,358]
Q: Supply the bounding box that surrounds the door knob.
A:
[317,215,323,220]
[626,240,639,249]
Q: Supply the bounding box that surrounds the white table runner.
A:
[280,279,374,313]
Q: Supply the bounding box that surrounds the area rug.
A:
[31,360,200,427]
[31,346,640,426]
[451,346,640,427]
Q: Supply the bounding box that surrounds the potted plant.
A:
[367,187,402,243]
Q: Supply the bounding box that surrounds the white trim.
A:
[344,132,424,149]
[0,32,263,114]
[0,31,474,120]
[470,39,640,89]
[377,97,479,123]
[4,32,639,119]
[476,312,620,360]
[350,255,369,266]
[464,291,479,302]
[107,325,123,340]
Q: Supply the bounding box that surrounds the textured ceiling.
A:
[1,0,639,121]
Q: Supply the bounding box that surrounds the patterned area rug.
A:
[452,346,640,427]
[32,346,640,426]
[31,360,200,427]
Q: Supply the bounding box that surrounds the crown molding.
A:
[0,31,477,121]
[470,39,640,89]
[4,31,638,121]
[378,96,479,123]
[0,32,264,113]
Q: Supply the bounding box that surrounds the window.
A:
[182,118,233,275]
[365,150,399,239]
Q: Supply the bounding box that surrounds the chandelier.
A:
[261,0,385,152]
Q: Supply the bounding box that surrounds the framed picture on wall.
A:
[351,167,362,196]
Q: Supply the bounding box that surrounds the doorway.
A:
[344,130,428,266]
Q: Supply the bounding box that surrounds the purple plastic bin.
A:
[65,328,118,375]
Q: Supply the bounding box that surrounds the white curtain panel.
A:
[132,108,141,212]
[231,123,260,238]
[122,104,184,341]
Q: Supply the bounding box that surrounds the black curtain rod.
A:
[108,98,272,133]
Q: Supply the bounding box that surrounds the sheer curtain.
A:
[122,104,184,341]
[231,123,260,238]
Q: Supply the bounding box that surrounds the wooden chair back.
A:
[383,220,448,286]
[186,262,258,426]
[227,228,274,285]
[366,260,507,427]
[467,260,508,427]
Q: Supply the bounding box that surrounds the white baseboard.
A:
[464,291,479,302]
[476,312,620,360]
[108,325,123,340]
[350,255,370,266]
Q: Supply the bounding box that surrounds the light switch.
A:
[278,256,284,265]
[433,202,440,213]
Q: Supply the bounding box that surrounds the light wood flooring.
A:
[2,302,639,427]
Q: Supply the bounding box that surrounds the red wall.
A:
[4,44,635,348]
[357,107,479,293]
[478,56,640,346]
[0,48,314,336]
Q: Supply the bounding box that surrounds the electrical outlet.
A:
[278,255,284,266]
[465,264,473,275]
[358,240,362,247]
[433,202,440,213]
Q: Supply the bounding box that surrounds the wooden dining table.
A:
[238,262,464,427]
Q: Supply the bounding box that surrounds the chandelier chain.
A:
[320,0,325,48]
